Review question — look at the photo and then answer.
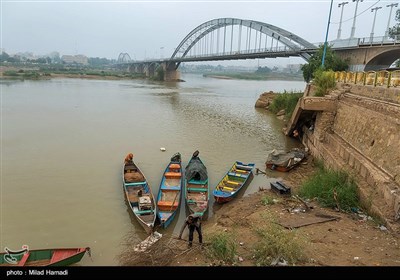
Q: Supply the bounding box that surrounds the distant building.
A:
[285,64,301,73]
[61,54,88,65]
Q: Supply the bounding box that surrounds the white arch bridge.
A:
[117,18,400,81]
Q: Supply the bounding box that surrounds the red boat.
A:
[0,247,90,266]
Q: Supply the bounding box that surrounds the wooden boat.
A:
[0,247,90,266]
[213,161,255,204]
[156,152,183,228]
[123,156,156,234]
[265,148,306,172]
[184,150,209,216]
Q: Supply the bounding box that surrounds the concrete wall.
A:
[333,94,400,184]
[300,84,400,229]
[336,83,400,104]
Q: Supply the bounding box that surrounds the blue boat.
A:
[213,161,255,204]
[184,150,209,216]
[156,153,183,228]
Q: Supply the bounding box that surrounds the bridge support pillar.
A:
[162,62,180,81]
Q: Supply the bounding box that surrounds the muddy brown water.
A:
[1,73,305,265]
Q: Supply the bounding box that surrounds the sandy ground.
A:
[123,157,400,267]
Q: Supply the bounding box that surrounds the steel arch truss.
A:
[171,18,315,66]
[118,53,132,63]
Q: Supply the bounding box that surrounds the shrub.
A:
[298,163,359,211]
[205,232,237,264]
[253,221,307,266]
[313,69,336,97]
[269,91,303,118]
[3,70,19,76]
[154,66,164,81]
[261,195,275,206]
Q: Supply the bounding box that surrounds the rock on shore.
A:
[254,91,277,109]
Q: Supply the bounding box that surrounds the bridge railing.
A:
[358,35,400,46]
[334,70,400,88]
[181,45,304,59]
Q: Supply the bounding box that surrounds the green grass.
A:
[298,163,359,212]
[269,91,303,118]
[253,220,307,266]
[261,195,275,206]
[202,72,304,81]
[205,232,237,264]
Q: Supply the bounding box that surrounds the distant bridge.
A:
[117,18,400,81]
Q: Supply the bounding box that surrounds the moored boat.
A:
[156,152,183,228]
[213,161,255,204]
[123,155,156,234]
[184,150,209,216]
[0,247,90,266]
[265,148,306,172]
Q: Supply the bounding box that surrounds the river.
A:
[1,73,305,265]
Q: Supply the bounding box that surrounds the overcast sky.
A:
[1,0,398,67]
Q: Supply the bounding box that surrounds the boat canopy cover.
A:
[185,157,207,182]
[266,149,305,167]
[170,152,181,163]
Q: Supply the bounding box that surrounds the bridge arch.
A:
[117,53,132,63]
[170,18,315,68]
[364,48,400,71]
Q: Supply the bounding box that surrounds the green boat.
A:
[0,247,90,266]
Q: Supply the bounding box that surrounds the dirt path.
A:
[125,157,400,266]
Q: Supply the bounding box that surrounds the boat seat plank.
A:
[188,179,208,185]
[188,187,207,192]
[222,186,234,192]
[169,164,180,169]
[233,168,248,174]
[157,201,179,207]
[235,164,253,171]
[228,172,246,178]
[165,172,181,179]
[135,209,154,215]
[18,253,30,266]
[226,180,240,186]
[161,185,180,190]
[125,182,146,186]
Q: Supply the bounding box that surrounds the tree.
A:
[255,66,272,73]
[301,45,348,82]
[155,66,164,81]
[389,9,400,39]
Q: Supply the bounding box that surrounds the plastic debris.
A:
[134,231,162,252]
[160,147,166,151]
[379,225,388,231]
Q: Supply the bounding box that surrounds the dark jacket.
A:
[178,214,202,238]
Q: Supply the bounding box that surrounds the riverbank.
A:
[0,65,145,80]
[201,71,304,81]
[119,155,400,266]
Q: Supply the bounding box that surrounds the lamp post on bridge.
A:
[337,2,349,39]
[385,3,398,39]
[322,0,334,68]
[350,0,363,38]
[370,6,382,43]
[160,47,164,59]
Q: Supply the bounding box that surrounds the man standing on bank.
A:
[178,213,203,247]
